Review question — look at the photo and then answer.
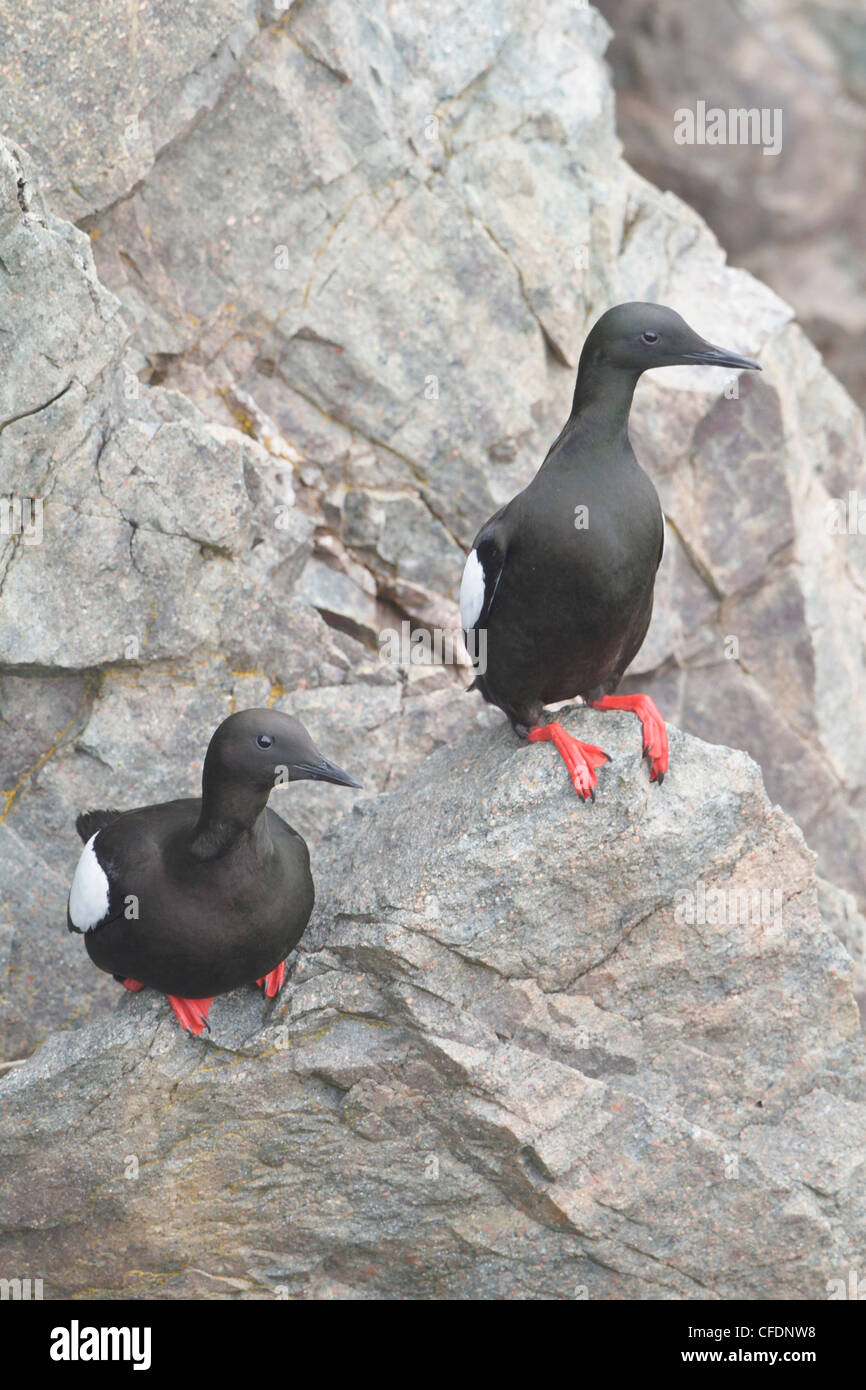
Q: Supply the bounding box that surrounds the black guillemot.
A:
[67,708,361,1035]
[460,302,760,797]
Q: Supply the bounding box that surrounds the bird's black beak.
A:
[679,341,761,371]
[291,756,362,789]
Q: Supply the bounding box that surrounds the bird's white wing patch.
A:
[68,833,110,932]
[460,549,486,629]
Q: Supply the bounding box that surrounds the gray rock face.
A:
[597,0,866,405]
[0,1,262,222]
[0,0,864,1077]
[1,717,863,1299]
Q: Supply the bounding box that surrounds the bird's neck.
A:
[569,362,640,443]
[190,769,273,860]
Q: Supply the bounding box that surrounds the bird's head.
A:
[204,708,362,793]
[581,302,761,376]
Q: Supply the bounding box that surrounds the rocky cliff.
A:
[1,0,864,1060]
[0,0,865,1301]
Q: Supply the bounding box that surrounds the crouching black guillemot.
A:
[67,709,361,1035]
[460,302,760,798]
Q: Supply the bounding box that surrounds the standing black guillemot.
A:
[67,709,361,1035]
[460,302,760,798]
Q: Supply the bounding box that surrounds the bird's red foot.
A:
[167,995,213,1036]
[590,694,669,783]
[527,721,610,800]
[121,978,144,992]
[256,960,286,998]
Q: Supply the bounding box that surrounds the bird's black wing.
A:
[68,810,129,934]
[461,508,509,634]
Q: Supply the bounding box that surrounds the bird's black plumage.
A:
[461,303,760,787]
[467,445,663,728]
[67,709,361,1021]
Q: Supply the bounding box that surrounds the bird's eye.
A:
[256,734,274,749]
[641,331,659,345]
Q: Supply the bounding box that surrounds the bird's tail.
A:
[75,808,122,843]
